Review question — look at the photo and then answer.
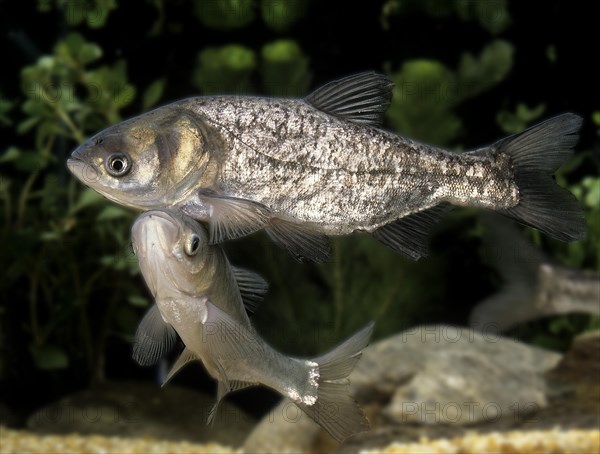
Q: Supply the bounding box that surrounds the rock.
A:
[27,381,255,448]
[243,398,327,454]
[351,325,561,427]
[526,329,600,431]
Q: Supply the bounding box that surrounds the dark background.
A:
[1,0,598,425]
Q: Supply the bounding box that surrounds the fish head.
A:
[132,209,213,298]
[67,106,217,209]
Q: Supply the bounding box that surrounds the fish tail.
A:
[298,321,374,442]
[490,113,586,241]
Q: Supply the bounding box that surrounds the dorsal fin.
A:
[305,72,394,126]
[231,266,268,314]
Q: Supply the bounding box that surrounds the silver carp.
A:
[131,209,374,442]
[68,73,586,261]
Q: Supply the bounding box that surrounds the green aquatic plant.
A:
[0,32,161,383]
[387,40,514,146]
[0,1,595,403]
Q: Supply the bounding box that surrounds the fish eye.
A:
[184,234,201,256]
[105,152,131,177]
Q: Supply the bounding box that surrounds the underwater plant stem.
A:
[374,287,399,322]
[17,171,38,227]
[68,253,95,380]
[0,190,10,232]
[28,267,43,346]
[78,296,95,380]
[92,292,118,385]
[52,104,85,144]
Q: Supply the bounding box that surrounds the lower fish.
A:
[131,209,374,442]
[470,215,600,333]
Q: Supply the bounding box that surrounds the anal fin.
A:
[371,203,452,260]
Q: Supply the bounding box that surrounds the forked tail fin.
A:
[298,322,374,443]
[490,113,586,241]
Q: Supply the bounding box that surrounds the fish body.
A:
[470,215,600,333]
[535,265,600,316]
[131,209,373,441]
[177,96,517,230]
[68,73,586,261]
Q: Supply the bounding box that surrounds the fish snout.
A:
[66,150,101,184]
[132,210,180,257]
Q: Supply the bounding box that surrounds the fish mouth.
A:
[132,210,181,258]
[66,157,101,185]
[132,210,183,296]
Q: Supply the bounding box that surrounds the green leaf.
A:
[17,117,41,135]
[0,147,21,164]
[583,177,600,209]
[261,40,310,97]
[128,295,149,307]
[458,40,514,100]
[193,45,256,94]
[261,0,307,31]
[13,151,48,173]
[496,103,546,134]
[0,96,14,126]
[96,206,130,221]
[85,0,117,29]
[30,344,69,370]
[70,188,106,213]
[193,0,254,29]
[142,78,165,111]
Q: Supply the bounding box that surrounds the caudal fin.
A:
[491,113,586,241]
[298,322,374,443]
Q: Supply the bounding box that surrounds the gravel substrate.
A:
[2,426,598,453]
[0,426,238,454]
[361,428,600,454]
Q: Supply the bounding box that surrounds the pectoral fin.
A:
[305,72,394,127]
[196,189,271,243]
[266,217,331,262]
[231,266,269,314]
[132,305,178,366]
[372,203,452,260]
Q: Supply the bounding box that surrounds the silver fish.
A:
[68,72,586,262]
[470,215,600,333]
[131,209,374,442]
